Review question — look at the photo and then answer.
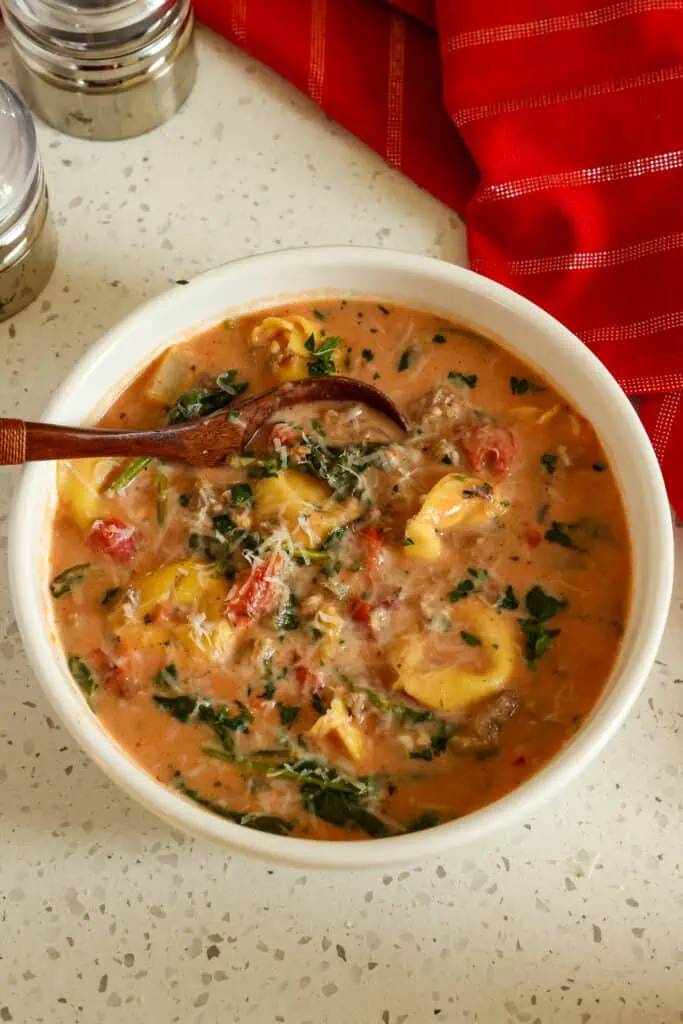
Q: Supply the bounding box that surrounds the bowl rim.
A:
[8,245,674,870]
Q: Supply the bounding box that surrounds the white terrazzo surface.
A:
[1,23,683,1024]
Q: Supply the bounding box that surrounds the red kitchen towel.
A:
[195,0,683,513]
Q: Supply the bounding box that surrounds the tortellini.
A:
[57,458,119,528]
[404,473,507,560]
[249,315,342,382]
[253,470,361,548]
[308,694,364,761]
[111,561,234,660]
[391,604,515,712]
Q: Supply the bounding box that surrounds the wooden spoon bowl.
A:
[0,376,408,468]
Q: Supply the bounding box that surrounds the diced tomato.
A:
[269,422,302,448]
[149,604,173,625]
[226,552,285,623]
[102,663,128,697]
[351,598,372,626]
[524,529,543,548]
[89,518,137,563]
[91,650,129,697]
[359,526,384,583]
[294,663,325,694]
[456,425,515,476]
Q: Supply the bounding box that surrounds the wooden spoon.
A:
[0,376,408,468]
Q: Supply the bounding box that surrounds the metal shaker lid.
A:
[0,81,40,240]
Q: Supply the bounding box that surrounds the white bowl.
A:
[9,247,674,870]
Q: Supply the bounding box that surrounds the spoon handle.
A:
[0,419,188,465]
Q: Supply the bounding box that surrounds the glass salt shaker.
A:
[0,81,57,323]
[0,0,197,140]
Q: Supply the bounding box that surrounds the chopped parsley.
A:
[449,579,475,602]
[497,585,519,611]
[460,630,481,647]
[305,334,340,377]
[448,371,478,389]
[510,376,545,395]
[313,309,327,321]
[178,493,191,507]
[229,482,254,506]
[311,691,327,715]
[361,348,375,362]
[377,304,391,316]
[540,453,558,475]
[449,568,488,603]
[277,703,300,727]
[432,333,447,344]
[592,463,606,472]
[525,584,568,622]
[398,348,414,372]
[519,585,568,665]
[544,521,578,549]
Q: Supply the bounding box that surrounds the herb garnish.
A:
[361,348,374,362]
[313,309,327,321]
[174,775,293,834]
[153,694,197,722]
[544,521,578,549]
[271,760,395,836]
[167,369,248,424]
[305,334,340,377]
[448,371,478,389]
[408,812,442,831]
[398,348,414,372]
[352,684,433,724]
[101,586,121,607]
[497,585,519,611]
[274,592,299,632]
[433,333,447,344]
[277,703,300,727]
[230,482,254,506]
[153,664,178,689]
[462,481,493,500]
[519,585,568,665]
[108,456,152,494]
[377,304,390,316]
[312,691,327,715]
[50,563,91,598]
[592,463,606,472]
[510,376,545,395]
[460,630,482,647]
[540,453,558,475]
[449,567,488,603]
[68,655,96,697]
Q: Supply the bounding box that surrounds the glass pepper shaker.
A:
[0,0,197,140]
[0,81,57,323]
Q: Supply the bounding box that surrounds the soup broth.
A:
[49,300,631,840]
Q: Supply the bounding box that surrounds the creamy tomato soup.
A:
[49,301,631,840]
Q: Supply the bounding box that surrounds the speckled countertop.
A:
[1,23,683,1024]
